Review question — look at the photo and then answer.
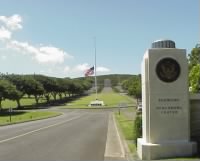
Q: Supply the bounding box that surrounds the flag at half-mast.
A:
[85,66,94,77]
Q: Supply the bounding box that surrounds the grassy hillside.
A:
[64,88,136,108]
[74,74,136,87]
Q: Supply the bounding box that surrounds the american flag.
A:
[85,66,94,77]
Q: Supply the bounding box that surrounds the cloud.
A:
[0,14,22,31]
[7,40,73,64]
[38,46,71,64]
[1,55,7,60]
[73,63,110,73]
[0,14,73,65]
[64,66,70,73]
[74,63,90,72]
[97,66,110,72]
[0,26,11,40]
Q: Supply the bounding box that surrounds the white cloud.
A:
[0,14,73,65]
[74,63,90,72]
[0,14,22,31]
[7,40,73,64]
[38,46,67,64]
[70,64,111,78]
[97,66,110,72]
[73,64,110,73]
[64,66,70,73]
[0,26,11,40]
[1,55,7,60]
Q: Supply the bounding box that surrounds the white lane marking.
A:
[0,114,84,144]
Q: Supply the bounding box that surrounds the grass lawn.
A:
[115,112,200,160]
[115,111,137,157]
[1,94,64,110]
[2,98,36,109]
[64,91,136,108]
[0,111,61,126]
[115,112,134,140]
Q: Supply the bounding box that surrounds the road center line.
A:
[0,114,84,144]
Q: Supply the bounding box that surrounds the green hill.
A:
[74,74,136,87]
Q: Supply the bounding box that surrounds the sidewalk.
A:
[104,113,126,161]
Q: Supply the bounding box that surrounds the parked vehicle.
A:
[137,103,142,114]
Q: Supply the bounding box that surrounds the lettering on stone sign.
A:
[156,98,182,115]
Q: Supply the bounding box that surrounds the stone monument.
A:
[137,40,197,160]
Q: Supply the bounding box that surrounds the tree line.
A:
[0,74,93,110]
[121,75,141,104]
[188,44,200,93]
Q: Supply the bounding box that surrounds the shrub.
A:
[133,114,142,146]
[113,87,120,93]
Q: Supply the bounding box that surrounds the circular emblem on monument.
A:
[156,58,180,83]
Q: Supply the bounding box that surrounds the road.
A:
[0,109,110,161]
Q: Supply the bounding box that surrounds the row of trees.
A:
[0,74,93,109]
[121,75,141,103]
[188,45,200,93]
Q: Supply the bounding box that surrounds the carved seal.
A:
[156,58,180,83]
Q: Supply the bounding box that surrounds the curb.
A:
[114,113,140,161]
[113,113,132,161]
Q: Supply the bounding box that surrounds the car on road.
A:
[137,103,142,114]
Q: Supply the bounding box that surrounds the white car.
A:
[137,103,142,112]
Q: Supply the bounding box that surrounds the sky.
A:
[0,0,199,78]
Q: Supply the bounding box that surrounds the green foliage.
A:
[97,74,134,87]
[133,114,142,146]
[65,89,135,108]
[122,75,141,101]
[115,113,134,140]
[189,64,200,93]
[75,74,134,87]
[188,47,200,71]
[0,79,22,109]
[112,87,120,93]
[0,73,94,109]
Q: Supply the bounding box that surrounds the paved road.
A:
[0,109,110,161]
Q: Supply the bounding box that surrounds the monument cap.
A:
[152,39,176,48]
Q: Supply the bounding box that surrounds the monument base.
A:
[88,100,105,107]
[137,138,197,160]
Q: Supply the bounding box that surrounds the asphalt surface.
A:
[0,109,110,161]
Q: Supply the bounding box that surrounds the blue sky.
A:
[0,0,199,78]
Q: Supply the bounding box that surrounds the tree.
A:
[5,85,22,108]
[188,47,200,71]
[0,79,11,110]
[0,79,22,109]
[22,77,44,104]
[34,75,54,103]
[189,64,200,93]
[122,75,142,103]
[67,80,76,97]
[128,76,142,103]
[121,80,129,91]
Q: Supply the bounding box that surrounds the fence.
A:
[190,93,200,152]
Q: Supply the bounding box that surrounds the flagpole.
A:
[94,37,98,100]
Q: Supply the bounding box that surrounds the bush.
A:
[113,87,120,93]
[133,114,142,146]
[97,85,104,93]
